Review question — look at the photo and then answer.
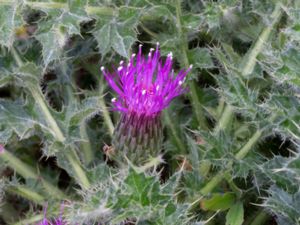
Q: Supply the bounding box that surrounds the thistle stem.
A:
[65,150,91,189]
[80,122,94,165]
[0,150,37,179]
[0,0,115,16]
[99,97,114,138]
[30,87,66,142]
[247,211,270,225]
[175,0,208,129]
[164,110,186,153]
[202,2,285,195]
[12,214,45,225]
[11,45,90,191]
[29,77,90,189]
[200,170,230,195]
[8,185,45,203]
[213,105,233,133]
[240,2,282,77]
[216,2,284,132]
[200,129,262,194]
[235,130,262,160]
[0,150,66,199]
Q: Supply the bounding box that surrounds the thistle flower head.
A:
[0,144,4,154]
[101,43,192,117]
[37,204,66,225]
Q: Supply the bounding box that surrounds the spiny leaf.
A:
[0,3,23,47]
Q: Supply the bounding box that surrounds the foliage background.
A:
[0,0,300,224]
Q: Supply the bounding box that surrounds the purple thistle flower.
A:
[0,144,4,154]
[101,43,192,163]
[36,204,67,225]
[101,43,192,117]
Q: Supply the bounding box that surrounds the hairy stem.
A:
[235,130,262,160]
[248,211,270,225]
[200,170,230,195]
[12,214,45,225]
[8,185,45,203]
[0,0,115,16]
[80,122,94,165]
[65,149,91,189]
[164,110,186,153]
[99,97,114,138]
[214,105,233,133]
[200,129,262,194]
[240,3,283,76]
[11,46,90,191]
[216,2,284,132]
[202,2,286,196]
[30,87,66,142]
[175,0,207,129]
[0,150,66,199]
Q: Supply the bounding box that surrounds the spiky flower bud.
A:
[102,44,191,163]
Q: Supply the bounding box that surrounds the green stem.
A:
[0,150,37,179]
[202,2,285,197]
[0,0,115,16]
[99,97,114,138]
[8,185,45,203]
[175,0,207,129]
[65,150,90,189]
[11,47,90,190]
[30,87,66,142]
[163,110,186,153]
[214,105,233,133]
[140,23,158,38]
[224,172,242,198]
[240,2,283,77]
[0,150,66,199]
[216,2,284,132]
[248,211,270,225]
[79,61,115,138]
[235,130,262,160]
[200,170,230,195]
[200,129,262,194]
[80,122,94,165]
[12,214,45,225]
[32,86,90,189]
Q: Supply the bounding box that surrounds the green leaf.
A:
[0,99,43,141]
[93,7,140,58]
[187,48,214,69]
[94,23,135,58]
[201,192,236,211]
[0,3,23,47]
[226,202,244,225]
[264,186,300,225]
[93,23,111,57]
[36,30,64,67]
[111,25,133,58]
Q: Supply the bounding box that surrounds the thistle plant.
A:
[101,44,191,163]
[0,0,300,225]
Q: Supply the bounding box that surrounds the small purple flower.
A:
[101,43,192,162]
[37,204,66,225]
[0,144,4,154]
[101,43,192,117]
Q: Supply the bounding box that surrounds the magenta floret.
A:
[101,43,192,116]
